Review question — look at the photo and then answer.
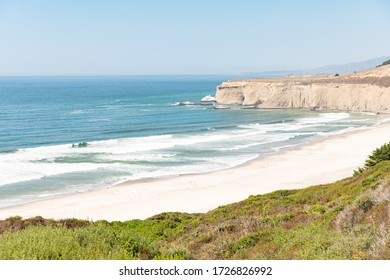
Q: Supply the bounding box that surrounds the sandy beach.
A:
[1,121,389,221]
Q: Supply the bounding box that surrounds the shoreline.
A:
[1,121,389,221]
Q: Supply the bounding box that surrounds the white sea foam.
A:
[298,112,350,124]
[201,95,216,102]
[0,154,107,186]
[0,128,266,186]
[0,110,378,204]
[217,142,265,151]
[373,116,390,125]
[0,112,357,187]
[360,112,377,116]
[174,101,196,106]
[238,112,350,133]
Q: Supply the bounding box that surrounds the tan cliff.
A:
[215,65,390,113]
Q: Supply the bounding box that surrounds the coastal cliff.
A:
[216,65,390,113]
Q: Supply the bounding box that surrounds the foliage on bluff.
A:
[377,59,390,67]
[354,142,390,176]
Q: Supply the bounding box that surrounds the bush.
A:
[354,142,390,176]
[364,142,390,168]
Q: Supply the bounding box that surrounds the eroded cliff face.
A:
[216,65,390,113]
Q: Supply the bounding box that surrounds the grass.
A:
[1,161,389,260]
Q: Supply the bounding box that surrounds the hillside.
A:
[216,65,390,113]
[308,56,390,75]
[241,56,390,77]
[1,159,389,260]
[378,59,390,67]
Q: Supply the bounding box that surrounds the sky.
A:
[0,0,389,75]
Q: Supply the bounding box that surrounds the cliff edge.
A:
[216,65,390,113]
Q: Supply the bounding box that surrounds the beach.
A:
[1,121,389,221]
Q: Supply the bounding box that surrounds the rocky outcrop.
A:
[215,65,390,113]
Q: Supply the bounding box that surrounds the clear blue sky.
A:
[0,0,389,75]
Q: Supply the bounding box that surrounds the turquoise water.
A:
[0,76,383,207]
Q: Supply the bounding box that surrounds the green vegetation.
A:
[0,213,194,260]
[377,59,390,67]
[334,73,340,77]
[1,157,390,259]
[354,142,390,176]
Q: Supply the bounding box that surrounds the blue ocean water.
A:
[0,76,383,207]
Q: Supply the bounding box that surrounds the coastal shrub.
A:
[232,232,265,253]
[357,197,374,213]
[153,248,191,260]
[364,142,390,168]
[353,167,365,177]
[370,181,390,203]
[353,142,390,176]
[153,253,187,260]
[335,173,390,234]
[3,216,24,232]
[24,216,46,227]
[308,205,326,215]
[59,218,91,229]
[0,223,162,260]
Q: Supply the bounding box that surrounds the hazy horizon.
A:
[0,0,389,75]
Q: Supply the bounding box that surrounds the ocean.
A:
[0,76,383,208]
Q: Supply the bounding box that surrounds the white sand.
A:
[0,122,389,221]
